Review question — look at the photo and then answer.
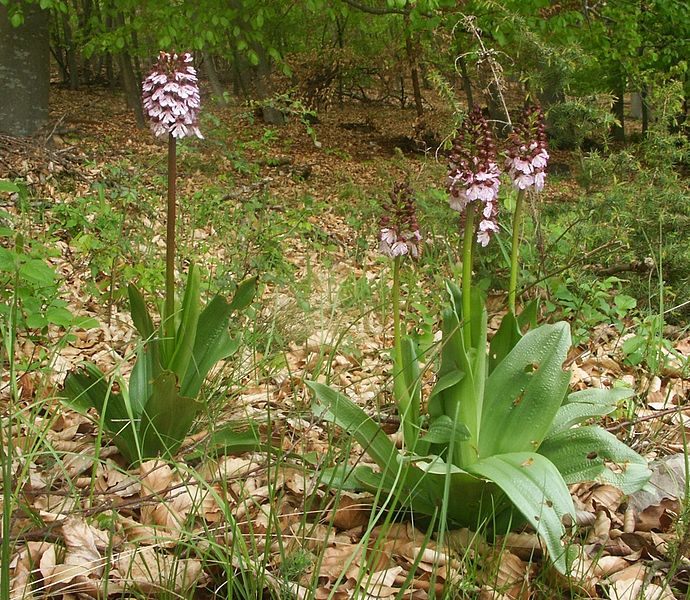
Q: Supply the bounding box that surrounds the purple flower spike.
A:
[506,106,549,191]
[447,108,501,246]
[142,51,203,140]
[379,182,422,259]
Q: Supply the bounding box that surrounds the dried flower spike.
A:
[505,105,549,191]
[447,108,501,247]
[379,182,422,259]
[142,51,203,140]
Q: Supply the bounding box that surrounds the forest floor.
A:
[1,85,690,599]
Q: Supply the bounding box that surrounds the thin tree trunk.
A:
[404,27,423,118]
[62,12,79,89]
[203,53,227,105]
[457,54,474,111]
[118,51,145,128]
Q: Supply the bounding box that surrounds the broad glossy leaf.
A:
[63,365,139,463]
[548,388,633,437]
[480,323,571,457]
[308,381,399,471]
[139,371,202,459]
[180,295,239,398]
[169,266,201,380]
[517,299,539,330]
[227,276,258,312]
[184,420,266,459]
[467,452,575,574]
[489,310,522,373]
[538,426,650,494]
[429,283,487,467]
[421,415,470,445]
[127,284,154,340]
[398,337,422,450]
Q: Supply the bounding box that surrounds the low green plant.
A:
[307,110,651,575]
[543,275,638,344]
[62,52,261,465]
[308,285,650,573]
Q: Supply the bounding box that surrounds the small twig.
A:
[606,404,690,433]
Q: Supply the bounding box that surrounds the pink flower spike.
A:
[142,51,203,140]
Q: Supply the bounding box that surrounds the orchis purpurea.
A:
[506,106,549,315]
[447,108,500,345]
[142,51,203,140]
[63,52,258,464]
[380,182,422,451]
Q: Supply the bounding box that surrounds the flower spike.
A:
[447,108,501,246]
[142,51,203,140]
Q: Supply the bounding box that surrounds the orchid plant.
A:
[64,52,258,465]
[308,109,651,574]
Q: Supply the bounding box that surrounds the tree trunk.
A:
[404,26,424,118]
[203,53,228,105]
[62,12,80,89]
[456,54,474,111]
[118,51,145,129]
[0,4,50,137]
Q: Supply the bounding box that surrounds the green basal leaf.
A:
[308,381,399,471]
[398,337,422,451]
[480,323,571,457]
[128,345,156,418]
[139,370,202,459]
[227,276,258,312]
[467,452,576,574]
[169,265,201,381]
[548,388,633,436]
[62,364,139,463]
[565,387,634,406]
[128,284,155,341]
[538,426,651,494]
[63,363,111,414]
[0,180,20,193]
[489,310,522,373]
[184,420,267,459]
[517,299,539,330]
[181,296,238,398]
[421,415,470,445]
[429,283,486,467]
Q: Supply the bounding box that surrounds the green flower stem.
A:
[391,255,413,446]
[164,134,177,342]
[462,202,476,348]
[508,189,526,315]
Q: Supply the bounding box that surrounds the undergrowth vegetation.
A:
[2,81,690,600]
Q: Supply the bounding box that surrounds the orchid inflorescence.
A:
[447,108,501,247]
[379,181,422,259]
[142,51,203,140]
[447,105,549,247]
[506,105,549,191]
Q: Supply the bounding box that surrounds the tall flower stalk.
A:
[379,181,421,449]
[447,108,500,345]
[505,106,548,314]
[142,51,203,337]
